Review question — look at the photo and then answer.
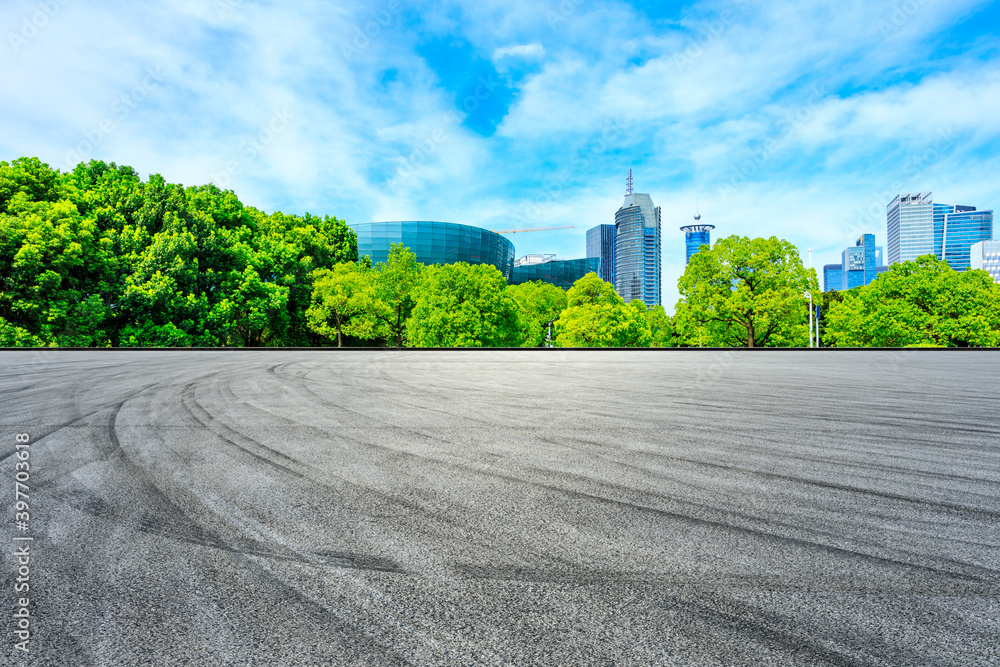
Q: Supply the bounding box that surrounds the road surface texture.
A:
[1,350,999,666]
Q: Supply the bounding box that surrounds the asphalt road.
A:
[1,350,999,666]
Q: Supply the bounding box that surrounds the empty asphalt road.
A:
[2,350,999,666]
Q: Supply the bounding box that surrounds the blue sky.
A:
[3,0,999,310]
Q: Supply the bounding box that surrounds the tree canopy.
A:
[406,262,526,347]
[508,280,568,347]
[1,157,356,347]
[554,273,651,347]
[823,255,1000,347]
[674,235,818,347]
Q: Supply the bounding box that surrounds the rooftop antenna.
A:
[694,198,700,222]
[626,158,633,196]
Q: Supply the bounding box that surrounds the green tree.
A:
[674,235,817,347]
[365,243,423,347]
[508,280,568,347]
[823,255,1000,347]
[306,262,376,347]
[0,319,43,346]
[554,273,651,347]
[0,157,61,211]
[0,191,114,346]
[406,262,525,347]
[646,305,678,347]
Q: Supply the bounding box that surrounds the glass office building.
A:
[825,233,888,291]
[823,264,843,292]
[349,221,515,280]
[586,224,616,284]
[970,240,1000,283]
[939,208,993,271]
[615,192,661,307]
[679,216,714,264]
[887,193,993,270]
[887,192,934,265]
[510,256,601,290]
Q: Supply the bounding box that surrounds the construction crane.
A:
[490,225,574,234]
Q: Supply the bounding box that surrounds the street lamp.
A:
[807,249,813,348]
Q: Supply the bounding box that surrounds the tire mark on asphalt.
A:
[661,593,875,667]
[385,443,996,584]
[247,364,590,575]
[563,434,1000,521]
[178,378,310,479]
[264,361,1000,583]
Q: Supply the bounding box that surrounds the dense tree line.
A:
[3,157,997,347]
[822,255,1000,347]
[1,157,356,347]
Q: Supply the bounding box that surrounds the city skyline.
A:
[3,0,1000,311]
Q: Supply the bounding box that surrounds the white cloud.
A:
[493,43,545,60]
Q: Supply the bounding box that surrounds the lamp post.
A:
[807,249,813,348]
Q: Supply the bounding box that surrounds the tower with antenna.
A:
[679,209,715,265]
[614,165,661,307]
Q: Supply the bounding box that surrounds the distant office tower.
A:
[679,214,715,264]
[887,193,934,265]
[823,264,843,292]
[824,233,888,291]
[887,193,993,270]
[614,170,661,307]
[586,224,616,284]
[970,240,1000,283]
[939,208,993,270]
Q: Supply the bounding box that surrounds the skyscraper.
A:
[679,214,714,264]
[586,224,616,284]
[970,240,1000,283]
[939,208,993,270]
[887,193,993,270]
[887,192,934,265]
[824,233,888,291]
[614,170,661,307]
[823,264,843,292]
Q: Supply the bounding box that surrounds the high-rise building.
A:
[970,240,1000,283]
[887,193,993,270]
[823,264,843,292]
[887,192,934,265]
[614,171,661,307]
[679,214,715,264]
[823,233,888,291]
[586,224,616,284]
[939,208,993,270]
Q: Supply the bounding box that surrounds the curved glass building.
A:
[510,257,600,290]
[349,221,515,280]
